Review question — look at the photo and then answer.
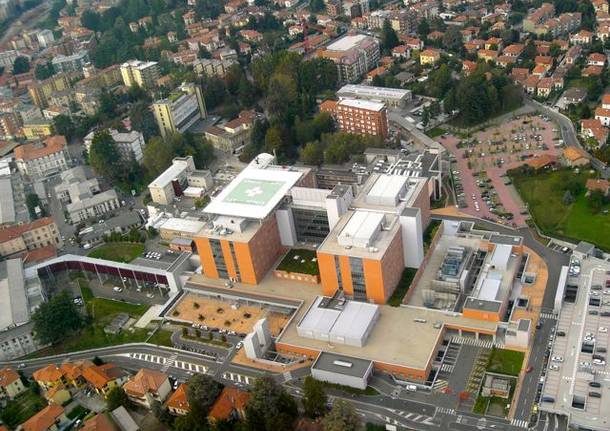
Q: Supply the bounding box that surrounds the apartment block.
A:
[204,110,260,153]
[52,50,89,73]
[318,34,380,83]
[152,82,207,138]
[0,217,62,257]
[120,59,160,89]
[84,129,145,163]
[14,135,69,178]
[148,156,213,205]
[28,74,72,108]
[321,98,389,138]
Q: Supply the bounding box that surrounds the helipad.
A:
[204,165,304,219]
[223,179,285,206]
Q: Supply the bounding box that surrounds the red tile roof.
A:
[208,387,250,421]
[0,217,55,244]
[14,135,66,162]
[0,368,20,388]
[20,404,65,431]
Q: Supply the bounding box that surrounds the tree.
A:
[81,9,102,31]
[299,140,324,165]
[106,386,130,411]
[34,62,55,80]
[322,399,361,431]
[128,102,159,140]
[143,136,176,178]
[26,193,44,219]
[588,189,607,213]
[380,19,399,52]
[417,18,431,38]
[12,56,30,74]
[89,129,122,180]
[442,26,463,53]
[266,73,298,124]
[421,106,430,127]
[264,126,283,155]
[302,376,327,418]
[562,190,575,205]
[53,115,75,140]
[31,291,85,345]
[186,374,222,420]
[309,0,324,12]
[245,375,298,431]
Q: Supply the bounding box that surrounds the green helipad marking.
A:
[223,178,285,206]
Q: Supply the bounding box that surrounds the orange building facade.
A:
[195,216,284,285]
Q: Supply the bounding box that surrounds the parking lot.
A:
[541,258,610,430]
[438,114,562,226]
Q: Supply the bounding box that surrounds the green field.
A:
[425,127,446,138]
[486,348,524,377]
[276,248,319,275]
[88,242,145,262]
[24,283,171,358]
[510,169,610,251]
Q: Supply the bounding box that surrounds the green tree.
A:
[34,61,55,80]
[26,193,44,219]
[588,189,607,213]
[186,374,222,420]
[322,399,361,431]
[128,102,159,140]
[106,386,131,411]
[143,135,176,178]
[380,19,399,52]
[81,9,102,31]
[12,56,30,74]
[52,115,75,140]
[302,376,327,418]
[264,126,283,155]
[309,0,325,12]
[442,26,463,53]
[299,140,325,165]
[89,129,122,180]
[245,376,298,431]
[417,18,431,38]
[31,291,85,345]
[266,73,298,124]
[421,106,430,127]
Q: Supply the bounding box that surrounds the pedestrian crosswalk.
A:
[440,363,454,373]
[390,409,434,425]
[222,371,253,385]
[451,336,503,349]
[511,418,529,428]
[539,312,557,320]
[127,352,208,374]
[436,407,456,415]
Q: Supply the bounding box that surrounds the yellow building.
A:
[152,82,207,138]
[22,118,54,139]
[32,364,66,391]
[28,74,72,108]
[120,59,160,89]
[419,48,441,65]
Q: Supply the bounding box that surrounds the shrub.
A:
[193,302,200,309]
[198,314,204,321]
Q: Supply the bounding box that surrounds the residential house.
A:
[462,60,477,75]
[60,360,94,388]
[19,404,69,431]
[602,94,610,109]
[82,364,129,398]
[14,135,69,179]
[588,52,607,66]
[597,24,610,41]
[391,45,410,59]
[595,107,610,126]
[532,64,548,78]
[537,77,554,98]
[208,387,251,423]
[0,368,26,400]
[570,30,594,45]
[165,384,190,416]
[524,75,540,94]
[562,146,590,166]
[582,65,603,76]
[419,48,440,65]
[585,178,610,195]
[477,49,498,62]
[33,364,65,391]
[123,368,171,409]
[81,413,117,431]
[561,87,588,105]
[565,45,582,64]
[535,55,553,71]
[43,385,71,406]
[502,43,524,57]
[581,118,609,147]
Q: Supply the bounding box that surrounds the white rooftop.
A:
[327,34,368,51]
[337,211,385,249]
[204,165,304,219]
[366,175,408,206]
[338,84,411,100]
[338,98,385,112]
[149,159,190,188]
[490,244,512,271]
[160,217,206,235]
[0,259,28,330]
[479,277,502,301]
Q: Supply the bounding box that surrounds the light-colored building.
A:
[159,218,206,241]
[84,129,145,163]
[36,29,55,48]
[204,110,259,153]
[52,50,89,73]
[123,368,171,409]
[0,368,26,400]
[0,217,62,257]
[193,58,236,77]
[21,118,55,140]
[0,49,18,68]
[148,156,213,205]
[311,352,373,390]
[28,74,72,108]
[152,82,207,138]
[337,84,412,108]
[120,59,160,89]
[317,34,380,83]
[14,135,69,178]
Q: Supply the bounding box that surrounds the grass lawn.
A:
[276,248,319,275]
[88,242,144,263]
[486,348,524,376]
[426,127,445,138]
[473,395,488,414]
[511,169,610,251]
[387,268,417,306]
[23,282,172,358]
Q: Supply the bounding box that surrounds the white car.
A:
[593,359,606,366]
[236,341,243,350]
[599,327,608,333]
[552,356,564,363]
[113,286,123,293]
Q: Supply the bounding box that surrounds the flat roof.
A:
[204,166,303,219]
[312,351,372,378]
[327,34,368,51]
[160,217,205,234]
[0,259,28,330]
[338,98,385,112]
[0,176,15,224]
[149,160,189,188]
[338,84,411,100]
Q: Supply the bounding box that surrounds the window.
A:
[209,239,229,278]
[349,257,366,301]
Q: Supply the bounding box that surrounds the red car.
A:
[526,366,533,373]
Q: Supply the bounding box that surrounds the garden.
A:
[276,248,319,275]
[88,242,145,263]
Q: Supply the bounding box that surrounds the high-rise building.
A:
[152,83,207,138]
[120,60,160,89]
[317,34,380,83]
[321,98,389,138]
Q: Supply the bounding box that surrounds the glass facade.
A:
[229,242,240,280]
[209,239,229,278]
[349,256,366,301]
[292,207,330,245]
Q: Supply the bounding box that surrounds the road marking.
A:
[510,418,529,428]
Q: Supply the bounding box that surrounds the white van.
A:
[406,384,417,392]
